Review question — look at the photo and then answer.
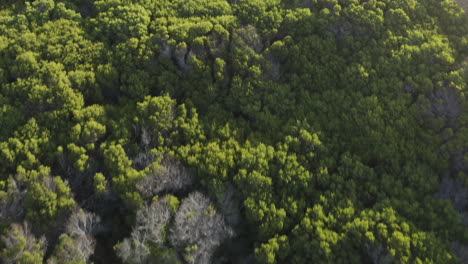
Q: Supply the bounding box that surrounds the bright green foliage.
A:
[91,1,151,43]
[165,194,180,213]
[102,142,143,208]
[93,172,107,193]
[71,120,106,148]
[136,95,177,146]
[18,166,75,231]
[0,0,468,263]
[66,143,89,172]
[255,235,289,264]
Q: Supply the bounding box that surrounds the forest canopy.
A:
[1,0,468,263]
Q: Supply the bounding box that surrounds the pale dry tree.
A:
[0,178,26,222]
[133,198,172,244]
[116,234,150,264]
[132,150,156,170]
[137,156,194,199]
[66,209,100,258]
[48,209,100,264]
[0,222,46,264]
[116,198,173,264]
[168,192,234,264]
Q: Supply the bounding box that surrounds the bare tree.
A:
[132,150,155,170]
[66,209,100,237]
[116,233,151,264]
[134,199,172,244]
[137,156,194,199]
[169,192,234,264]
[48,209,100,264]
[0,222,46,264]
[66,209,100,258]
[116,198,173,264]
[116,193,233,264]
[0,178,26,222]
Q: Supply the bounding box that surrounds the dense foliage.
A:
[1,0,468,263]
